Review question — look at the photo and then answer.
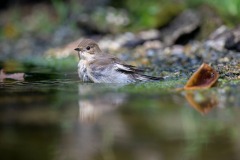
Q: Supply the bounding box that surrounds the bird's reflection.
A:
[184,90,219,114]
[56,83,130,160]
[78,83,127,123]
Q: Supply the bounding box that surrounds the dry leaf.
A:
[184,63,219,90]
[0,69,25,82]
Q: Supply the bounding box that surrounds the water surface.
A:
[0,66,240,160]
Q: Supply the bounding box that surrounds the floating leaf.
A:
[0,69,25,82]
[184,63,219,90]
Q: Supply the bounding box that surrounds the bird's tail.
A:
[135,74,163,82]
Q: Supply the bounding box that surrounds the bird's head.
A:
[74,39,102,61]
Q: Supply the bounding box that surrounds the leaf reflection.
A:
[184,90,219,114]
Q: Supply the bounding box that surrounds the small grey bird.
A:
[74,39,162,83]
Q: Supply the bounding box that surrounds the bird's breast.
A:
[78,60,90,82]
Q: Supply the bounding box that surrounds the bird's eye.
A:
[86,46,91,50]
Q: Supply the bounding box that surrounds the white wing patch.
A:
[114,64,132,71]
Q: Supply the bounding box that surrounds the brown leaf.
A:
[0,69,25,82]
[184,63,219,90]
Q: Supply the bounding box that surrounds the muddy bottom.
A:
[0,64,240,160]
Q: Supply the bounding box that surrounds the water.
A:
[0,66,240,160]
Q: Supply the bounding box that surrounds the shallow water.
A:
[0,66,240,160]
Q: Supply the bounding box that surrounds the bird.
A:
[74,39,163,83]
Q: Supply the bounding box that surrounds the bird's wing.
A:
[114,63,163,81]
[87,57,117,82]
[87,56,142,83]
[87,55,162,83]
[89,56,144,74]
[114,63,145,74]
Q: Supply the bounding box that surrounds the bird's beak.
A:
[74,48,81,52]
[75,48,81,60]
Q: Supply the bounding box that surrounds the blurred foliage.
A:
[117,0,240,30]
[1,0,240,68]
[51,0,69,23]
[0,4,58,39]
[1,56,78,72]
[185,0,240,26]
[0,0,80,39]
[22,55,78,71]
[208,0,240,25]
[126,0,240,29]
[114,0,184,31]
[2,23,19,38]
[1,0,240,39]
